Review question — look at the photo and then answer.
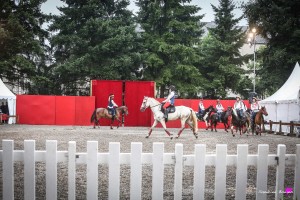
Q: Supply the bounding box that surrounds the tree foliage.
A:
[136,0,205,97]
[0,0,48,92]
[243,0,300,96]
[198,0,246,98]
[48,0,141,95]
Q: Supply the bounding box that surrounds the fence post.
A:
[269,120,273,133]
[193,144,206,200]
[256,144,269,200]
[214,144,227,200]
[290,121,294,135]
[294,144,300,199]
[87,141,98,200]
[130,143,142,200]
[68,141,76,200]
[275,144,286,200]
[235,144,248,200]
[152,143,164,200]
[2,140,14,200]
[174,143,183,200]
[24,140,36,200]
[279,121,282,134]
[109,142,120,200]
[46,140,57,200]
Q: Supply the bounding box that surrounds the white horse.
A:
[140,96,198,139]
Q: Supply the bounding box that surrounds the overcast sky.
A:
[41,0,248,25]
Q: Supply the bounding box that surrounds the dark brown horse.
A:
[90,106,128,129]
[252,106,268,135]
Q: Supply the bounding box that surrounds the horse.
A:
[197,106,213,129]
[90,106,129,129]
[206,106,218,132]
[227,108,250,137]
[252,106,268,135]
[220,106,234,132]
[140,96,198,139]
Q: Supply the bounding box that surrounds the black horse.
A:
[205,105,218,132]
[228,108,250,137]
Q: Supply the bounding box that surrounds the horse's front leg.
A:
[110,119,115,129]
[160,120,173,139]
[231,125,235,137]
[116,118,122,129]
[146,120,158,138]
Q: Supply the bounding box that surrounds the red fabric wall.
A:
[17,95,56,125]
[75,96,96,125]
[55,96,76,125]
[124,81,155,126]
[16,95,95,125]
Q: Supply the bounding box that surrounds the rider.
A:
[250,96,260,125]
[198,97,205,120]
[161,85,176,121]
[215,98,224,122]
[107,93,118,119]
[233,95,247,119]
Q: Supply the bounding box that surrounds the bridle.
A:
[141,97,161,110]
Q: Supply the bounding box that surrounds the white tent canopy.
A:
[260,62,300,133]
[0,79,16,124]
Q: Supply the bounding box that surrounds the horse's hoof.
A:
[194,134,198,139]
[146,136,149,139]
[170,137,173,140]
[175,136,179,139]
[232,135,235,137]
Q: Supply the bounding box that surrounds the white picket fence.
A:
[1,140,300,200]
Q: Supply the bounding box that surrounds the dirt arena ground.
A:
[0,124,299,199]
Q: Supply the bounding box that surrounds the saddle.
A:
[107,108,116,115]
[166,105,176,113]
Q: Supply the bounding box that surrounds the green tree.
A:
[243,0,300,96]
[49,0,141,95]
[136,0,205,97]
[0,0,48,92]
[199,0,246,98]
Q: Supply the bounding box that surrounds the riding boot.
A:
[164,110,168,122]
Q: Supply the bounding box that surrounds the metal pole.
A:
[253,35,256,93]
[253,33,256,93]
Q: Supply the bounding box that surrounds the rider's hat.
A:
[169,85,175,91]
[252,96,257,100]
[236,95,240,99]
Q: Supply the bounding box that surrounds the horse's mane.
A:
[147,97,160,104]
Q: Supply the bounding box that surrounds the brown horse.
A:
[253,106,268,135]
[90,106,128,129]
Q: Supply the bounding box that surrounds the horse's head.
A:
[261,106,268,116]
[122,106,129,115]
[140,96,150,112]
[206,105,214,112]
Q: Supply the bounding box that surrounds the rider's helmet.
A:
[169,85,175,91]
[236,95,241,100]
[252,96,257,101]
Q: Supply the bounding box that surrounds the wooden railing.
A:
[268,120,300,136]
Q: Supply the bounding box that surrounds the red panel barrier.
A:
[75,96,95,125]
[17,95,95,126]
[124,81,155,126]
[17,95,56,125]
[55,96,76,125]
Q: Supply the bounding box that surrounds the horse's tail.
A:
[191,110,198,133]
[90,109,96,123]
